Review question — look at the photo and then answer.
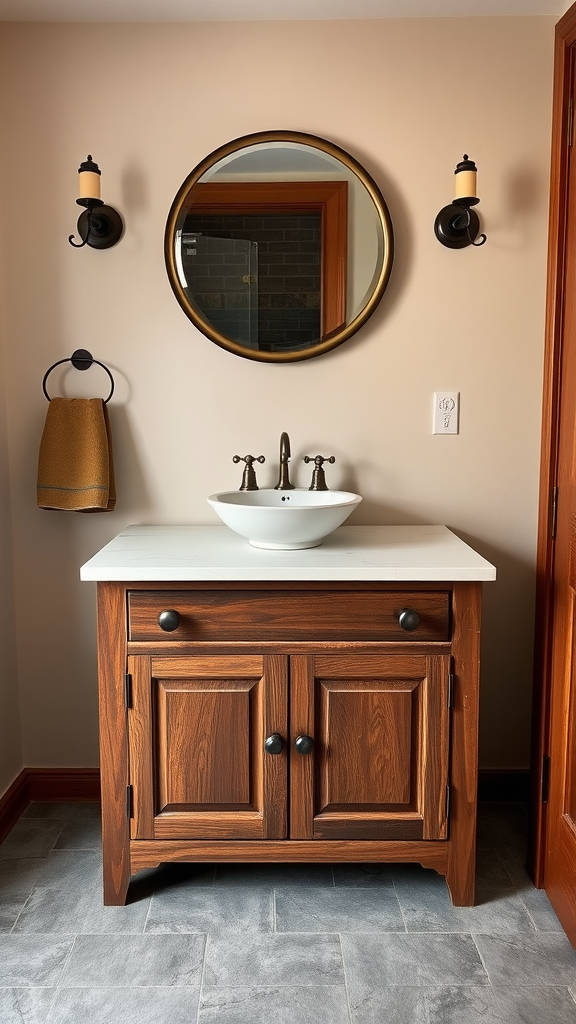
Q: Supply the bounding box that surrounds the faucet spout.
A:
[275,431,295,490]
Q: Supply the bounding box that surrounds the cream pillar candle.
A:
[78,156,101,202]
[454,155,477,201]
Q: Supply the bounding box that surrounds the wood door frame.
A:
[530,5,576,886]
[186,181,348,337]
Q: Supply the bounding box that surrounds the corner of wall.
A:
[0,157,24,797]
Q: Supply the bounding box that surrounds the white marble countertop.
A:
[80,524,496,582]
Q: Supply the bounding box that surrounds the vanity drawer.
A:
[127,589,451,643]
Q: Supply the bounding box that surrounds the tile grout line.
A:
[142,890,153,934]
[520,896,545,933]
[470,932,495,990]
[494,848,521,891]
[338,932,354,1024]
[46,931,81,1022]
[9,890,33,934]
[273,886,277,932]
[391,872,409,934]
[196,932,209,1024]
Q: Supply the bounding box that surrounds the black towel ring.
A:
[42,349,115,404]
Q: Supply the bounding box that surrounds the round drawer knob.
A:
[264,733,284,755]
[158,609,181,632]
[397,608,420,632]
[294,734,314,755]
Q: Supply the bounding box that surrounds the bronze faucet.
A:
[233,454,265,491]
[275,431,295,490]
[303,454,335,491]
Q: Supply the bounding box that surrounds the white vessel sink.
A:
[207,489,362,549]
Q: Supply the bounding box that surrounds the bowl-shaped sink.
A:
[207,488,362,549]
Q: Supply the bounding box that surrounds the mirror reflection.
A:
[165,132,394,362]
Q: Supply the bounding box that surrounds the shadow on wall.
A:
[106,402,153,518]
[120,160,149,253]
[491,162,548,251]
[451,530,537,770]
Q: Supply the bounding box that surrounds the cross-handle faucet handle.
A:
[233,454,265,491]
[303,455,336,491]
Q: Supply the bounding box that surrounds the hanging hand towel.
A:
[37,397,116,512]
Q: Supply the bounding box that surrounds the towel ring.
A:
[42,349,115,404]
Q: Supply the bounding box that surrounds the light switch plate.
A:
[433,392,459,434]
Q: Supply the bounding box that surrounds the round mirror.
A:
[165,131,394,362]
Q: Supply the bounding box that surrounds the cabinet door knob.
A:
[397,608,420,631]
[264,733,285,755]
[294,734,314,755]
[158,609,181,632]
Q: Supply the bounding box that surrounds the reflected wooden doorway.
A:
[184,181,347,340]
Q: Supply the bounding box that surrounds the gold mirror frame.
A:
[164,130,394,363]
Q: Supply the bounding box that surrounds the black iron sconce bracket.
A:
[69,200,124,250]
[434,200,486,249]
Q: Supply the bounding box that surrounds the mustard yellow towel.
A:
[37,397,116,512]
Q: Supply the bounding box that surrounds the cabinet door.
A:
[289,653,450,841]
[127,654,288,840]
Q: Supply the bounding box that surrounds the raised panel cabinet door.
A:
[289,653,451,841]
[127,654,288,840]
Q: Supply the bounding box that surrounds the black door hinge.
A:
[124,673,132,710]
[542,755,550,804]
[126,784,133,819]
[448,671,454,709]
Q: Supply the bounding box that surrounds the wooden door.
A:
[289,653,451,841]
[127,654,288,840]
[533,7,576,945]
[542,39,576,943]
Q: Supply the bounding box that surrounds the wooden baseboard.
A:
[478,768,530,802]
[0,771,30,844]
[25,768,100,802]
[0,767,100,844]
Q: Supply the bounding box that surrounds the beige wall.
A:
[0,232,22,793]
[0,16,555,775]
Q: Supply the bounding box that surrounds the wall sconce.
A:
[68,156,124,249]
[434,155,487,249]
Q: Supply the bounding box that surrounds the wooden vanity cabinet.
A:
[96,579,481,908]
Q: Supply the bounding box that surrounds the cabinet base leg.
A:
[102,864,130,906]
[444,865,475,907]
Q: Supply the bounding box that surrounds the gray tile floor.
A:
[1,801,576,1022]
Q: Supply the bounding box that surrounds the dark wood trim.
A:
[26,768,100,802]
[0,767,100,844]
[0,771,29,844]
[478,768,530,802]
[531,8,576,887]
